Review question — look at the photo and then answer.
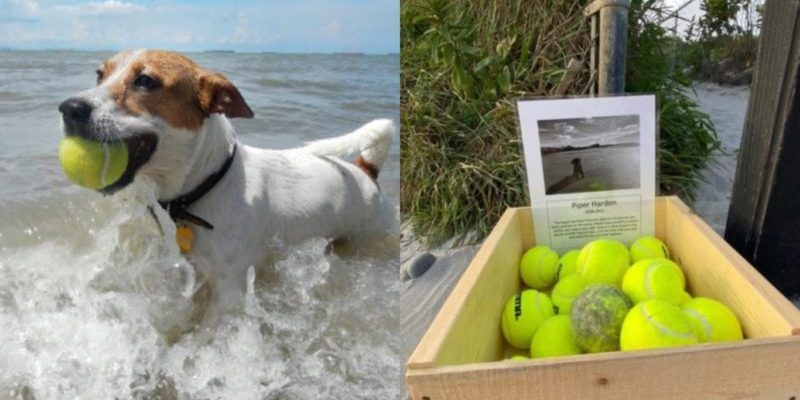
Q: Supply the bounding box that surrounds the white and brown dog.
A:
[58,49,397,285]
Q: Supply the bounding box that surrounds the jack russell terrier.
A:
[57,49,397,286]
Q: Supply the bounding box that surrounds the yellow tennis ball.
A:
[571,283,632,353]
[678,291,692,305]
[555,249,580,281]
[551,274,588,315]
[576,239,630,286]
[530,315,582,358]
[620,299,698,351]
[682,297,743,343]
[501,290,555,349]
[519,246,559,289]
[59,136,128,190]
[630,236,670,263]
[621,258,687,305]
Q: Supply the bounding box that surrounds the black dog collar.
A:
[159,144,237,230]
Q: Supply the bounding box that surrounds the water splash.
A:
[0,184,401,399]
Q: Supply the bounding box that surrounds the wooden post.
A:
[555,58,583,96]
[584,0,631,95]
[725,0,800,296]
[589,8,599,96]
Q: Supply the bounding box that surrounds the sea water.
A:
[0,50,401,399]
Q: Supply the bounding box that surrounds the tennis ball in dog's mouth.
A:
[59,136,128,190]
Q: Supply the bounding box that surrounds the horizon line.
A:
[0,47,400,56]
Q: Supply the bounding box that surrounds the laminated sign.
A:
[517,95,656,253]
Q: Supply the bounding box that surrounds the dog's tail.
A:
[304,119,395,178]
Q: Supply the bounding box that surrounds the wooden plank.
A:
[407,336,800,400]
[554,58,583,96]
[597,2,629,94]
[583,0,631,17]
[407,198,800,367]
[406,198,800,399]
[517,208,535,247]
[584,0,630,95]
[654,197,667,240]
[663,197,800,337]
[589,14,598,96]
[725,0,800,295]
[406,209,527,369]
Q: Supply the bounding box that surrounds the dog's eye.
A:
[133,74,160,91]
[95,69,103,84]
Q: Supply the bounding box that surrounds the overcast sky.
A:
[664,0,702,19]
[0,0,399,53]
[662,0,703,35]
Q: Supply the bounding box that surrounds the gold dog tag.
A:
[176,225,195,253]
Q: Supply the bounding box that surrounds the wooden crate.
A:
[406,196,800,400]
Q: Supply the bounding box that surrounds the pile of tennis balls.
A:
[501,237,744,360]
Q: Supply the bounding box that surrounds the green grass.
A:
[401,0,719,245]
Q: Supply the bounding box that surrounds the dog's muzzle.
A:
[58,98,159,194]
[59,97,93,137]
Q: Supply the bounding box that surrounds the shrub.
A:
[401,0,719,245]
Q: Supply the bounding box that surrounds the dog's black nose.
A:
[58,98,92,127]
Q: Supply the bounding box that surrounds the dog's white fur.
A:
[67,49,397,282]
[179,115,397,274]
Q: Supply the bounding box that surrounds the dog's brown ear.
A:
[198,72,254,119]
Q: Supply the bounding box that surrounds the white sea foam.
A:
[0,183,400,400]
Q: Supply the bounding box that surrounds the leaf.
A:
[451,65,475,98]
[496,35,517,59]
[497,65,511,94]
[473,56,496,73]
[519,35,533,66]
